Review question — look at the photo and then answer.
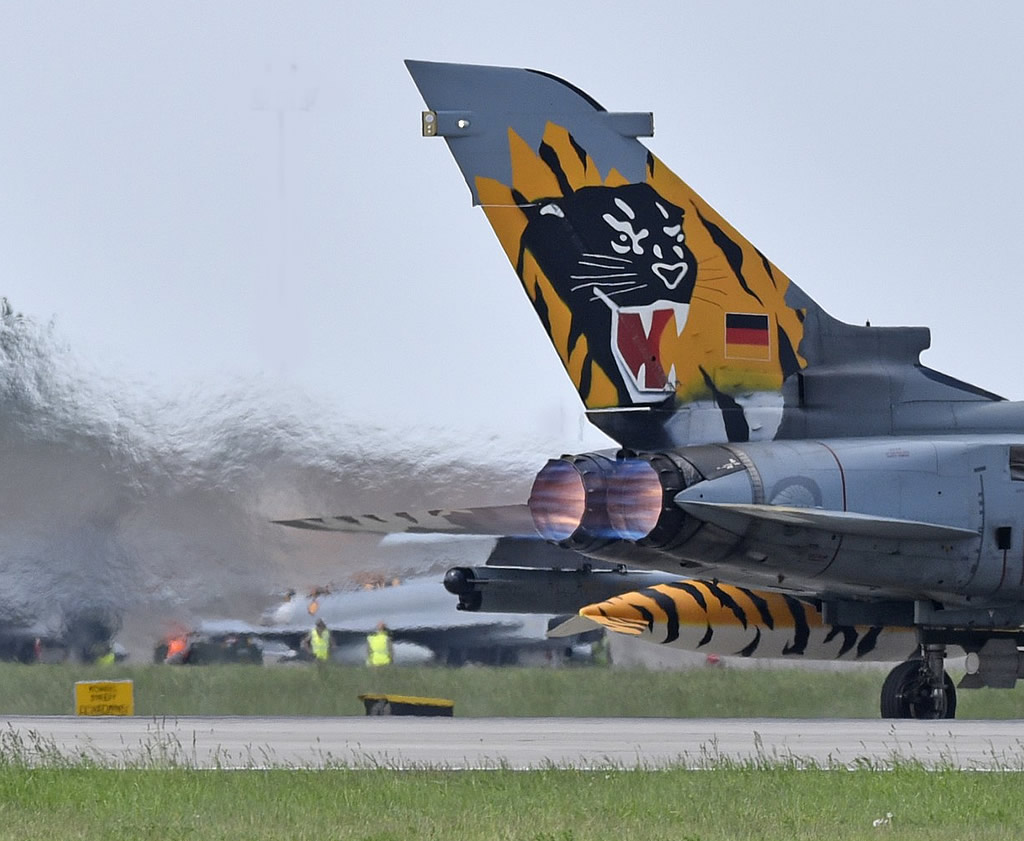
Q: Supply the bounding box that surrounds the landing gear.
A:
[880,645,956,719]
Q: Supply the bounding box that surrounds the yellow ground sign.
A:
[74,680,134,716]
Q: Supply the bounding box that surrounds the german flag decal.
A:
[725,313,771,361]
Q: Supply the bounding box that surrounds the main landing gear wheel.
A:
[880,659,956,719]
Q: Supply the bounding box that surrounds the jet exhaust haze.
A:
[0,301,541,655]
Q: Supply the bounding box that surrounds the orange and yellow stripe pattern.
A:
[581,580,916,662]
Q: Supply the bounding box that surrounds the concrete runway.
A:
[2,716,1023,769]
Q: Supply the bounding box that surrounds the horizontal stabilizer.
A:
[546,614,603,639]
[677,501,979,542]
[274,504,538,537]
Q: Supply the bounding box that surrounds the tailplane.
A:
[407,61,1001,448]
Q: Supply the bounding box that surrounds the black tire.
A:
[880,659,956,719]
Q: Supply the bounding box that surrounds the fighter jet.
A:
[256,576,591,666]
[158,572,621,667]
[279,61,1024,719]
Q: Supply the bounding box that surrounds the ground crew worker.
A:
[303,618,331,662]
[591,632,611,666]
[96,646,116,666]
[366,622,393,666]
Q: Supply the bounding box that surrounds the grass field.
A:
[2,661,1024,718]
[2,663,1023,839]
[0,764,1021,840]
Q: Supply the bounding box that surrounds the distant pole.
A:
[252,61,317,376]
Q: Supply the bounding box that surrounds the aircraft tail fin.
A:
[407,61,1001,448]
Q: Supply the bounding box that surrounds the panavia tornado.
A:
[279,61,1024,719]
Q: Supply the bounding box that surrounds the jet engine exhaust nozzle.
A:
[605,459,664,540]
[529,459,587,542]
[528,454,674,544]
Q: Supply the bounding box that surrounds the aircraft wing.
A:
[195,617,531,649]
[546,578,920,663]
[274,504,537,536]
[178,577,587,667]
[546,614,601,639]
[677,501,980,542]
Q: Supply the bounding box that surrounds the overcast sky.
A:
[3,2,1024,444]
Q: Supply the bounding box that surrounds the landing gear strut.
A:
[880,644,956,719]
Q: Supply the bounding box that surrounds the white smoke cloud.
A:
[0,299,554,655]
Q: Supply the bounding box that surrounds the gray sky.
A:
[3,2,1024,442]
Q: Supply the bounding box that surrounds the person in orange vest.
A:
[365,622,393,666]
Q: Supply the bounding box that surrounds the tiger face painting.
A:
[474,120,806,431]
[514,182,699,406]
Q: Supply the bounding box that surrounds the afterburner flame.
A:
[165,635,188,660]
[606,459,663,540]
[528,460,586,541]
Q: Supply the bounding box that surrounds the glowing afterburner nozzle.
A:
[529,460,586,541]
[605,459,663,540]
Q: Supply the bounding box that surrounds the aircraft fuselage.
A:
[540,435,1024,612]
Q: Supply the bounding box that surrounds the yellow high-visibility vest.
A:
[366,631,392,666]
[310,627,330,661]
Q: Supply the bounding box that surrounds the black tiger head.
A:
[515,182,698,315]
[513,181,699,405]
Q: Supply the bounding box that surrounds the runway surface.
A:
[2,716,1023,769]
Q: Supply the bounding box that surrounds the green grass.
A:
[1,661,1023,718]
[0,664,1022,838]
[0,765,1019,840]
